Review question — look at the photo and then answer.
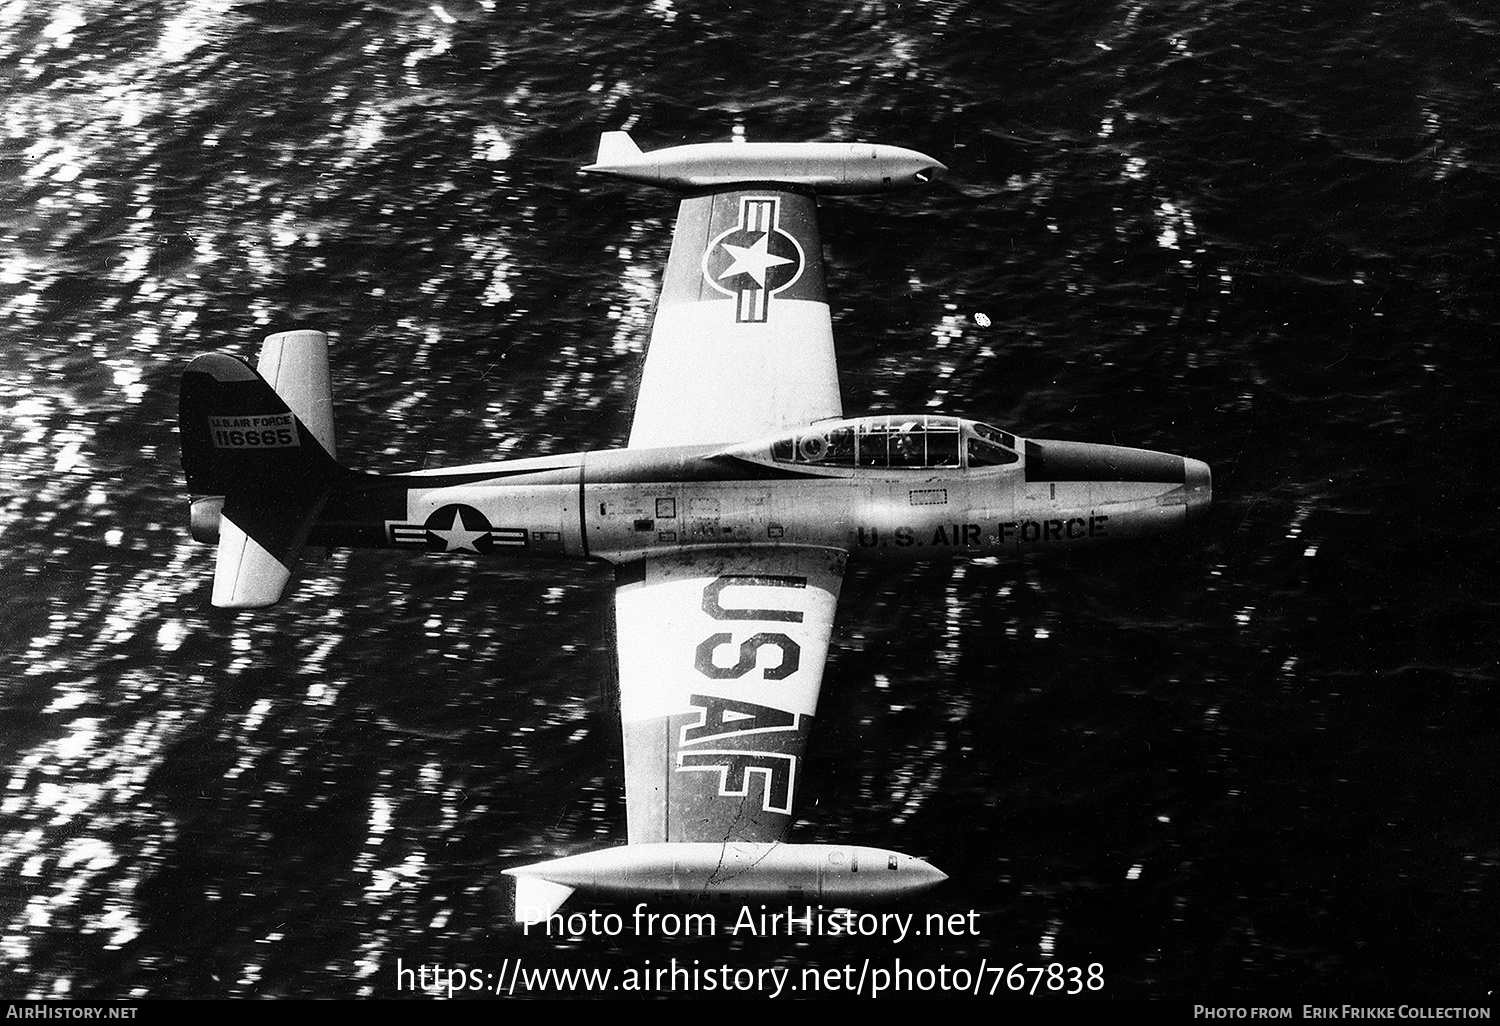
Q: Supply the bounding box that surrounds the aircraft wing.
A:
[615,547,846,843]
[627,188,841,448]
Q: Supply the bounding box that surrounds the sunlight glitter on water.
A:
[472,124,512,163]
[608,238,665,356]
[156,0,231,64]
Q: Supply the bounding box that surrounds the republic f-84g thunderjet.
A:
[179,131,1211,923]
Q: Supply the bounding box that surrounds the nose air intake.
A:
[914,163,947,184]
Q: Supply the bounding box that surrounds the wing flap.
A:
[615,547,846,844]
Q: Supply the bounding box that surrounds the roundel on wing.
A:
[701,222,805,299]
[423,503,493,553]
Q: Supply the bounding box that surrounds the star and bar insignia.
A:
[388,503,528,553]
[701,196,805,324]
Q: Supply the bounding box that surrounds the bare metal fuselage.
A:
[300,429,1211,565]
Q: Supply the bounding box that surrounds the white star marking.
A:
[717,232,792,288]
[429,508,487,552]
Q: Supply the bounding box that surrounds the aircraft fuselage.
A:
[301,425,1210,565]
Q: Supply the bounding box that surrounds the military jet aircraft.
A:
[179,131,1211,923]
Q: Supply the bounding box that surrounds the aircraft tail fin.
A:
[593,130,641,167]
[179,335,345,609]
[502,870,576,926]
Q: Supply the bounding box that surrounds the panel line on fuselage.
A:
[577,453,591,559]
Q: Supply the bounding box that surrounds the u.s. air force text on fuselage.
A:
[264,415,1205,564]
[179,130,1211,923]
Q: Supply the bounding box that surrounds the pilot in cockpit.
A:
[892,422,922,466]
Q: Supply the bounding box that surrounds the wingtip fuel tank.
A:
[504,842,946,925]
[582,130,947,193]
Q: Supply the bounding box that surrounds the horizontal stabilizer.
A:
[210,486,330,608]
[212,509,304,608]
[257,330,336,458]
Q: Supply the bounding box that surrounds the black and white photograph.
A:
[1,0,1495,1006]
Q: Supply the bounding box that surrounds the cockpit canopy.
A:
[770,415,1019,470]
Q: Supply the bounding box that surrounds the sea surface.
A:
[1,0,1496,1002]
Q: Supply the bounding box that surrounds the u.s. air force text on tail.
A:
[524,903,981,942]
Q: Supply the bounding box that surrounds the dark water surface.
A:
[2,0,1496,1001]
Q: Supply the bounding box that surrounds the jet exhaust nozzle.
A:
[190,495,224,544]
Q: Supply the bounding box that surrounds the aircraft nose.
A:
[906,857,949,893]
[1184,458,1212,521]
[914,161,948,184]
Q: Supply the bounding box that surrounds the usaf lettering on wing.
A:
[678,573,807,814]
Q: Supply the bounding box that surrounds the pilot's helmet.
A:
[797,433,828,461]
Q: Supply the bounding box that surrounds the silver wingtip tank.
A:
[582,130,946,194]
[504,842,946,925]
